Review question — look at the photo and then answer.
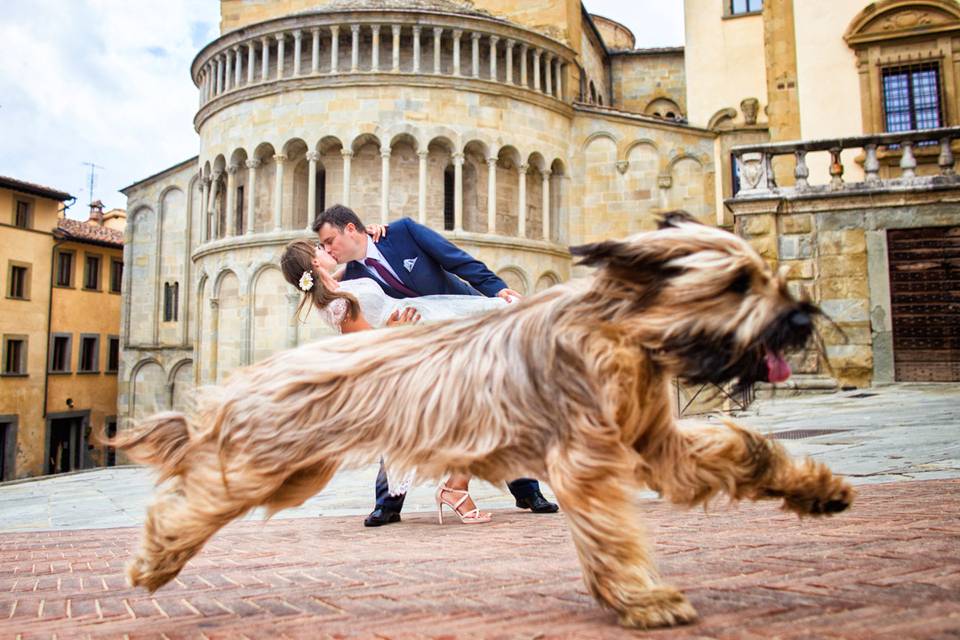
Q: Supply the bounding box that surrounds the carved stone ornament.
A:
[657,174,672,189]
[740,155,764,190]
[615,160,629,174]
[740,98,760,126]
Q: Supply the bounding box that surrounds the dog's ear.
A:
[657,210,701,230]
[569,239,675,276]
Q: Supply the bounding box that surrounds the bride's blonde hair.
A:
[280,239,360,322]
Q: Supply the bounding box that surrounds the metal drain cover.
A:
[770,428,851,440]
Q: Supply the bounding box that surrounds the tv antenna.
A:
[81,161,104,204]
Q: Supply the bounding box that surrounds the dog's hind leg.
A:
[545,440,698,629]
[641,420,854,517]
[260,459,341,518]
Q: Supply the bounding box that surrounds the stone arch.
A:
[214,270,242,382]
[211,155,227,239]
[462,140,489,233]
[130,358,166,421]
[845,0,960,45]
[425,126,461,153]
[195,272,210,384]
[349,133,383,220]
[495,145,522,236]
[667,155,709,223]
[525,152,546,239]
[388,132,419,221]
[708,107,738,131]
[282,138,309,230]
[580,131,619,152]
[625,141,661,230]
[426,136,456,230]
[317,136,344,210]
[644,97,683,119]
[168,359,194,413]
[535,271,560,293]
[158,186,186,344]
[386,126,422,152]
[227,148,249,235]
[496,266,530,296]
[582,134,619,242]
[128,206,156,345]
[250,264,289,364]
[252,142,276,233]
[549,158,567,243]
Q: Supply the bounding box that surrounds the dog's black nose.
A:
[789,310,811,328]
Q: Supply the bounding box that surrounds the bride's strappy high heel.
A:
[435,483,493,524]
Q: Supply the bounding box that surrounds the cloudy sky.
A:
[0,1,683,217]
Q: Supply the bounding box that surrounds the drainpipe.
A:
[43,238,66,420]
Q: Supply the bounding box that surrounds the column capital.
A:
[470,32,481,41]
[211,169,224,180]
[412,25,422,35]
[305,151,320,162]
[489,35,500,44]
[330,24,340,34]
[311,26,320,35]
[202,176,212,186]
[505,38,515,48]
[452,152,465,164]
[520,43,529,52]
[275,32,285,42]
[341,149,354,158]
[350,24,360,34]
[209,297,219,310]
[392,24,402,35]
[370,24,380,34]
[292,29,302,39]
[452,29,463,39]
[518,163,529,175]
[542,169,552,179]
[232,44,241,52]
[433,26,444,36]
[486,156,498,167]
[273,153,287,163]
[380,149,392,159]
[245,158,261,169]
[261,35,271,44]
[227,163,240,175]
[417,150,430,159]
[533,48,542,58]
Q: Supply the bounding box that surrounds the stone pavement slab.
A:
[0,479,957,639]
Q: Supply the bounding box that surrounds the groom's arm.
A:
[401,219,508,297]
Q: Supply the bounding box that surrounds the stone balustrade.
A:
[192,11,574,115]
[731,126,960,197]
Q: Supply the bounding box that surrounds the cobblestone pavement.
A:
[0,479,957,639]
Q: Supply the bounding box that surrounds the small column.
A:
[371,25,380,71]
[520,44,528,87]
[215,56,223,95]
[208,171,222,238]
[203,65,212,101]
[505,40,514,84]
[200,177,211,242]
[545,54,553,96]
[864,144,880,184]
[350,24,360,72]
[261,36,270,80]
[533,48,542,92]
[900,140,917,180]
[380,149,391,224]
[939,137,956,176]
[417,150,428,224]
[453,30,462,76]
[197,70,204,108]
[489,36,499,81]
[433,28,443,74]
[311,28,320,74]
[233,46,242,87]
[245,159,259,235]
[794,150,810,190]
[471,32,480,78]
[224,50,232,91]
[275,33,286,79]
[330,25,340,73]
[453,152,464,232]
[486,157,497,234]
[306,151,319,230]
[292,30,302,76]
[247,43,256,84]
[541,170,551,241]
[272,153,285,231]
[412,26,421,72]
[225,164,238,237]
[554,61,563,99]
[392,25,401,72]
[517,164,527,237]
[341,149,352,205]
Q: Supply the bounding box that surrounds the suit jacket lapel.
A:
[346,258,407,299]
[376,236,418,291]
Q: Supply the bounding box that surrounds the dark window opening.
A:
[56,252,73,287]
[731,153,743,196]
[48,417,83,474]
[9,266,27,299]
[79,336,98,373]
[882,63,942,133]
[84,255,100,290]
[107,337,119,373]
[50,335,70,373]
[15,201,30,228]
[236,185,245,235]
[105,420,117,467]
[110,259,123,293]
[316,168,327,218]
[3,339,25,375]
[163,282,179,322]
[443,166,455,231]
[0,422,9,480]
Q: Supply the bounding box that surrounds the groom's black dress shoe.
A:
[515,492,559,513]
[364,507,401,527]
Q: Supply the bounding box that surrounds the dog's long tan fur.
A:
[114,217,853,629]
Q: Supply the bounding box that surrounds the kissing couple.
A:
[280,204,559,527]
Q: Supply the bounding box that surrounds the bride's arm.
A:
[340,311,373,333]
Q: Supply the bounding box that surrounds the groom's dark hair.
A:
[313,204,365,233]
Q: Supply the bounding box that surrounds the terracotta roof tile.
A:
[55,217,124,248]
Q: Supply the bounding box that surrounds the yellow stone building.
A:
[0,176,126,480]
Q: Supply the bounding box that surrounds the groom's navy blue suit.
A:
[341,217,542,511]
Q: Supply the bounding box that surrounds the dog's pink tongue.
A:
[765,351,792,383]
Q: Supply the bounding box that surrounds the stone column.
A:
[350,25,359,72]
[417,150,428,224]
[545,54,553,96]
[330,25,339,73]
[306,151,319,230]
[311,28,320,74]
[341,149,352,205]
[471,32,480,78]
[505,40,514,84]
[245,159,259,235]
[392,25,401,72]
[489,36,499,80]
[533,49,542,92]
[197,69,204,107]
[541,170,551,241]
[276,33,286,79]
[433,28,443,74]
[204,64,212,100]
[292,30,302,76]
[209,171,222,238]
[486,157,497,234]
[452,30,462,76]
[225,164,238,237]
[371,25,380,71]
[272,153,285,231]
[233,46,242,87]
[453,152,464,232]
[517,164,527,237]
[224,51,232,91]
[520,44,528,87]
[215,56,223,95]
[261,36,270,80]
[555,61,563,100]
[286,293,300,348]
[200,177,211,242]
[247,43,256,84]
[380,149,391,224]
[412,26,421,72]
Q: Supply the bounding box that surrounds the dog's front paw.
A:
[617,586,698,629]
[774,459,855,517]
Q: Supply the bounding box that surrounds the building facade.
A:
[1,177,126,480]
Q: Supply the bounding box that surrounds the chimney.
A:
[89,200,105,226]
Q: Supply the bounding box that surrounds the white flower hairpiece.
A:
[298,270,314,292]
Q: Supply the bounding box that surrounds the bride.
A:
[280,237,505,524]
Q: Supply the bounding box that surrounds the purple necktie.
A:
[364,258,418,297]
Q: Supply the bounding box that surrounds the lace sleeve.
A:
[321,298,349,333]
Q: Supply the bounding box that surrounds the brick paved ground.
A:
[1,479,958,639]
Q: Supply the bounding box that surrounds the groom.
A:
[313,204,559,526]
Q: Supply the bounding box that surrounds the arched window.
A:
[235,184,244,235]
[443,165,455,231]
[163,281,179,322]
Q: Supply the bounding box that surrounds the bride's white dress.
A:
[320,277,507,332]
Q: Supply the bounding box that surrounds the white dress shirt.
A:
[362,236,403,286]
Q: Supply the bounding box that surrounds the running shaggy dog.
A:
[113,213,853,629]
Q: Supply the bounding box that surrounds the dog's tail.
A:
[101,412,192,483]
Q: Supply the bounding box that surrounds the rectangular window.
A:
[163,282,179,322]
[49,334,72,373]
[78,335,99,373]
[236,185,245,235]
[105,419,117,467]
[8,265,28,299]
[730,0,762,15]
[107,336,119,373]
[882,63,942,133]
[110,259,123,293]
[84,255,101,290]
[56,251,74,287]
[2,337,27,375]
[14,200,31,228]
